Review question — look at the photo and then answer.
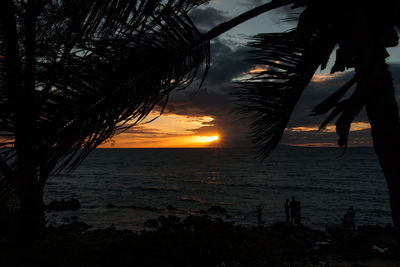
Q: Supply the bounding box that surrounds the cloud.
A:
[190,7,228,30]
[162,47,400,148]
[119,35,400,148]
[205,39,252,86]
[238,0,264,7]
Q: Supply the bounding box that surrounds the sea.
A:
[44,146,392,231]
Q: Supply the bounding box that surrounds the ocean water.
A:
[44,146,392,231]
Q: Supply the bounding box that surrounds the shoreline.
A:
[1,215,400,267]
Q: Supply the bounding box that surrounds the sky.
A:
[101,0,400,149]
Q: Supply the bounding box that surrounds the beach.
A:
[1,216,399,266]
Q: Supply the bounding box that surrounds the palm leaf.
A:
[237,29,336,158]
[0,1,210,186]
[311,77,356,116]
[0,0,296,212]
[0,0,297,180]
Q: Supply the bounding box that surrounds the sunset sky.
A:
[101,0,400,148]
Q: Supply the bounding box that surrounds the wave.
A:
[180,196,207,204]
[131,186,181,193]
[225,182,254,187]
[105,203,163,212]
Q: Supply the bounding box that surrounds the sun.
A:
[191,135,220,144]
[206,136,219,142]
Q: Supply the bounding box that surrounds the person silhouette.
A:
[290,196,296,224]
[284,199,290,222]
[342,206,355,230]
[256,204,264,226]
[294,201,301,225]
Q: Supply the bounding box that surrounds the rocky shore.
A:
[1,216,399,267]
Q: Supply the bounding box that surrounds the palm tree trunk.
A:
[16,174,45,239]
[17,0,42,239]
[364,62,400,230]
[1,0,44,239]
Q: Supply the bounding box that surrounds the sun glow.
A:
[192,135,219,143]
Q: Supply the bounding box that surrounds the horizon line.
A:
[95,144,373,149]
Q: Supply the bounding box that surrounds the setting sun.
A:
[192,135,220,143]
[208,136,219,142]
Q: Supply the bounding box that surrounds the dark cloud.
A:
[238,0,264,7]
[165,38,253,116]
[163,34,400,148]
[237,1,301,25]
[163,38,256,147]
[204,39,251,86]
[189,7,229,30]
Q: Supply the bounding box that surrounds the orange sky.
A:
[100,112,221,148]
[99,112,371,148]
[286,122,371,133]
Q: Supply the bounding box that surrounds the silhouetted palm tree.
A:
[237,0,400,229]
[0,0,293,238]
[0,0,213,237]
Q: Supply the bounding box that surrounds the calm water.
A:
[44,147,392,230]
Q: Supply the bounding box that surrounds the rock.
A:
[373,244,388,253]
[59,221,91,232]
[166,205,176,210]
[106,203,115,208]
[144,219,159,228]
[46,198,81,211]
[207,205,227,214]
[143,206,160,212]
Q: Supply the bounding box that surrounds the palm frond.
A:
[0,0,210,183]
[41,2,210,174]
[0,0,299,180]
[311,77,356,116]
[237,29,335,158]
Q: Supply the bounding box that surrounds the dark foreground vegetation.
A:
[1,216,399,267]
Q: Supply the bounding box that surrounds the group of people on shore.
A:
[256,199,355,229]
[285,197,301,225]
